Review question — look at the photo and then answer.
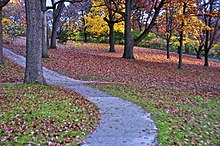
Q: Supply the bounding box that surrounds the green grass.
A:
[73,73,100,80]
[88,83,220,145]
[0,84,99,145]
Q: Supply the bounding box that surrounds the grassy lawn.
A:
[0,84,99,145]
[5,40,220,145]
[89,83,220,145]
[0,58,99,145]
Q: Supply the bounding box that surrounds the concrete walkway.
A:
[3,48,158,146]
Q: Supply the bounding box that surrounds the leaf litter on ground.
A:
[0,54,99,145]
[0,84,99,145]
[5,37,220,145]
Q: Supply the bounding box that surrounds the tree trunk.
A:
[123,0,134,59]
[178,36,183,69]
[81,15,88,43]
[50,19,58,48]
[204,29,210,66]
[42,11,49,58]
[178,3,187,69]
[109,23,115,52]
[195,44,203,59]
[204,30,210,66]
[84,27,88,43]
[204,50,209,66]
[0,8,3,64]
[196,51,202,59]
[47,23,50,48]
[50,2,64,49]
[166,35,170,59]
[24,0,46,84]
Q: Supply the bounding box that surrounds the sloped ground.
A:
[0,58,24,83]
[3,48,158,146]
[6,38,220,97]
[5,38,220,145]
[0,53,99,145]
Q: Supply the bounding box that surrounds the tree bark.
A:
[123,0,134,59]
[204,50,209,66]
[42,0,49,58]
[0,8,3,64]
[178,3,187,69]
[24,0,46,84]
[133,0,165,45]
[166,35,170,59]
[109,22,115,52]
[50,2,64,49]
[81,13,88,43]
[204,28,210,66]
[195,44,203,59]
[203,0,214,67]
[83,26,88,43]
[42,11,49,58]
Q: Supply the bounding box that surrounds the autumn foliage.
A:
[6,39,220,97]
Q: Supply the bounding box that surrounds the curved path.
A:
[3,48,158,146]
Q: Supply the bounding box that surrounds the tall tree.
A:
[105,0,166,59]
[50,1,65,49]
[84,0,123,52]
[42,0,49,58]
[0,0,10,64]
[49,0,87,48]
[200,0,220,66]
[155,1,179,59]
[103,0,124,52]
[125,0,166,59]
[79,1,92,43]
[24,0,46,84]
[178,2,187,69]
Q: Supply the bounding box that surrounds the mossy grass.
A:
[88,83,220,145]
[0,84,99,145]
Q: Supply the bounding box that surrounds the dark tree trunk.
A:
[50,18,58,49]
[81,15,87,43]
[203,0,214,67]
[24,0,46,84]
[42,13,49,58]
[204,50,209,66]
[123,0,134,59]
[42,1,49,58]
[109,23,115,52]
[195,44,204,59]
[83,27,88,43]
[47,23,50,48]
[50,2,64,49]
[204,29,210,66]
[178,3,187,69]
[0,8,3,64]
[166,35,170,59]
[103,8,119,53]
[178,36,183,69]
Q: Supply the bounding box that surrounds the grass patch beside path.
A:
[88,83,220,146]
[0,84,99,145]
[0,58,24,83]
